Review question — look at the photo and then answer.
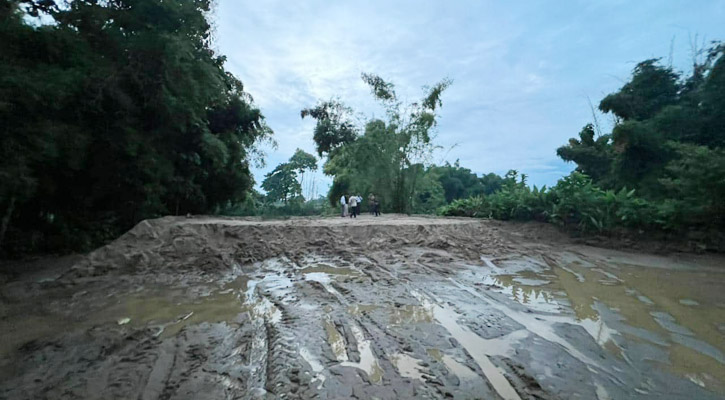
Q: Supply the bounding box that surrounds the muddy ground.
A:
[1,215,724,399]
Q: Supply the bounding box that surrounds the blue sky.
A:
[214,0,724,196]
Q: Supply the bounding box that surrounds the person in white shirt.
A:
[349,194,358,218]
[351,195,360,217]
[340,194,347,217]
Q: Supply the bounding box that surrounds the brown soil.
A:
[1,215,723,399]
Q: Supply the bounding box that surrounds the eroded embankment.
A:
[1,215,723,400]
[66,216,499,277]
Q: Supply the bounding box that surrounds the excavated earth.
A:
[1,215,724,399]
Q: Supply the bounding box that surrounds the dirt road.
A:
[1,215,723,399]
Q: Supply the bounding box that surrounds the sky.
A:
[214,0,724,197]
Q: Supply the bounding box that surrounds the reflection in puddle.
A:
[304,273,337,292]
[472,254,725,393]
[391,353,427,381]
[346,303,433,325]
[300,347,326,389]
[340,325,384,384]
[442,354,479,380]
[389,304,433,325]
[427,348,480,381]
[347,304,380,315]
[412,290,522,400]
[324,318,348,362]
[481,274,562,314]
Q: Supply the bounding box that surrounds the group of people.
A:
[340,193,380,218]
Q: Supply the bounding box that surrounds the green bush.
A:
[439,171,549,221]
[439,171,670,235]
[438,196,488,217]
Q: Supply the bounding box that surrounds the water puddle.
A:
[427,348,480,381]
[299,264,360,277]
[108,293,241,338]
[100,273,290,338]
[412,290,522,400]
[300,347,326,389]
[426,347,443,362]
[469,253,725,392]
[99,275,249,338]
[453,279,600,367]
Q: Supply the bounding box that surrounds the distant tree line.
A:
[0,1,272,255]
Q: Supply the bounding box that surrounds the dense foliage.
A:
[442,43,725,243]
[440,171,657,233]
[0,1,271,254]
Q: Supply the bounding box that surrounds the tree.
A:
[289,149,318,173]
[556,124,615,186]
[261,150,318,204]
[559,46,725,195]
[429,161,487,203]
[479,173,505,195]
[301,101,357,157]
[599,59,680,121]
[554,41,725,233]
[0,0,272,254]
[288,148,317,199]
[658,142,725,229]
[261,163,302,204]
[304,73,451,213]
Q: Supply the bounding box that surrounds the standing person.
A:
[356,194,363,217]
[368,193,376,215]
[349,194,358,218]
[374,197,380,216]
[340,194,347,217]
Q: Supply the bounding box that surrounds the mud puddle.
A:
[1,216,723,399]
[471,252,725,393]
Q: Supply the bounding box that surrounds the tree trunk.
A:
[0,195,17,248]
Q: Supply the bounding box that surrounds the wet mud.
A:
[1,215,723,399]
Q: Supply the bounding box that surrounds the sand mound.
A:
[66,215,512,278]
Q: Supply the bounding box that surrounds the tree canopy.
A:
[0,0,272,254]
[554,42,725,230]
[261,149,317,204]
